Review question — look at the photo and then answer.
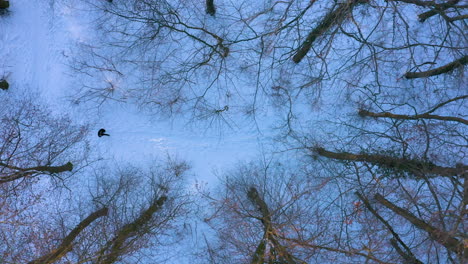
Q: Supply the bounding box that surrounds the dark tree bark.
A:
[389,239,424,264]
[395,0,460,8]
[462,171,468,218]
[374,193,466,258]
[0,79,8,90]
[206,0,215,16]
[405,55,467,79]
[358,109,468,125]
[247,187,305,264]
[314,148,466,178]
[28,208,109,264]
[355,192,423,264]
[0,162,74,183]
[30,162,74,174]
[448,14,468,22]
[97,196,167,264]
[418,0,460,22]
[292,0,367,63]
[0,1,9,9]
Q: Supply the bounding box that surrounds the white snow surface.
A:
[0,0,263,183]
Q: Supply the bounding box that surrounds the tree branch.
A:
[97,196,167,264]
[405,56,467,79]
[417,0,460,22]
[447,14,468,22]
[358,109,468,125]
[315,148,466,178]
[389,239,423,264]
[292,0,368,63]
[395,0,460,8]
[0,162,74,183]
[28,207,109,264]
[283,237,394,264]
[355,192,423,264]
[247,187,304,264]
[374,193,465,257]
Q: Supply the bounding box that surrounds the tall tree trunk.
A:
[374,194,466,258]
[292,0,367,63]
[29,208,109,264]
[97,196,167,264]
[314,148,466,178]
[206,0,215,16]
[358,109,468,125]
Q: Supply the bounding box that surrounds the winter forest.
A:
[0,0,467,263]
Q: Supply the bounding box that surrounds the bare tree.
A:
[0,92,192,263]
[71,0,466,131]
[28,207,110,264]
[68,158,192,264]
[1,157,191,264]
[0,94,89,185]
[0,93,90,263]
[306,90,467,262]
[199,159,388,264]
[67,1,467,262]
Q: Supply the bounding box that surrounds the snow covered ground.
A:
[0,0,265,185]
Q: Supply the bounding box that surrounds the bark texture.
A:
[315,148,466,178]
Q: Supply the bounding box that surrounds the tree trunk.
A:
[358,109,468,125]
[29,208,109,264]
[97,196,167,264]
[356,192,423,264]
[206,0,215,16]
[314,147,466,178]
[405,55,467,79]
[0,1,9,9]
[31,162,74,174]
[0,79,8,90]
[292,0,367,63]
[374,193,466,258]
[0,162,74,183]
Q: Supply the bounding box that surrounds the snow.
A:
[1,3,267,260]
[0,0,262,184]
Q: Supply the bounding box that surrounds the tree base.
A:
[0,1,9,9]
[0,79,8,90]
